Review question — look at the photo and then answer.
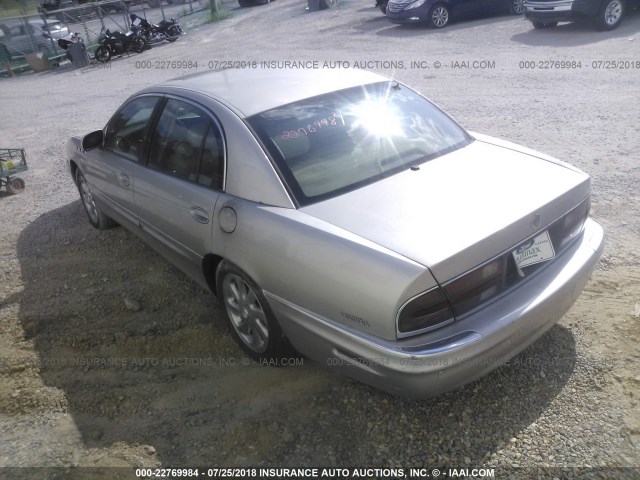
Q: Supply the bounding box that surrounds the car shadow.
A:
[512,10,640,46]
[14,201,577,468]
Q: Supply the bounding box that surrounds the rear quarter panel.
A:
[212,194,439,341]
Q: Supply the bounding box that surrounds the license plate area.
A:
[513,230,555,270]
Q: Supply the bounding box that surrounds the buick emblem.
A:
[531,214,541,229]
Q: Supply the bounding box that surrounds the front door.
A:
[88,95,160,227]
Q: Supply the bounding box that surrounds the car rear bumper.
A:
[524,0,601,22]
[266,218,604,398]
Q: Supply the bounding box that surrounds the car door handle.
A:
[118,173,131,187]
[190,206,209,224]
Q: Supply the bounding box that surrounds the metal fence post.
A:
[18,3,39,55]
[160,1,166,21]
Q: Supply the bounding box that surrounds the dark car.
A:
[386,0,523,27]
[524,0,638,30]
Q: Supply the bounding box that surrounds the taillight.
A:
[397,287,454,337]
[556,197,590,248]
[444,257,504,317]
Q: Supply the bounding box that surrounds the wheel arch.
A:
[203,253,225,296]
[69,159,79,186]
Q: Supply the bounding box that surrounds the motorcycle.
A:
[94,27,148,63]
[57,32,83,61]
[130,13,184,44]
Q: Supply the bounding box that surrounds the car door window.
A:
[148,99,223,187]
[104,96,159,163]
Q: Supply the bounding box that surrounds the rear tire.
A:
[428,4,450,28]
[6,177,25,195]
[217,260,295,361]
[595,0,624,30]
[76,170,116,230]
[132,36,148,53]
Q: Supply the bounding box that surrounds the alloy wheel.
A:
[512,0,524,14]
[222,274,269,354]
[78,174,99,224]
[604,0,622,25]
[432,6,449,27]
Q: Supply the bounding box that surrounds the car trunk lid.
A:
[301,138,590,283]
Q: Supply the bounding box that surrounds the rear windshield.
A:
[246,81,472,206]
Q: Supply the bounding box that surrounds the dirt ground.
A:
[0,0,639,477]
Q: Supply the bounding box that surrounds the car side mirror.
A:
[82,130,104,152]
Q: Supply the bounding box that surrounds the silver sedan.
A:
[67,68,604,397]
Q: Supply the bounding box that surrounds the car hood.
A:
[300,134,591,283]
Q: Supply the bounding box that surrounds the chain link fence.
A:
[0,0,208,75]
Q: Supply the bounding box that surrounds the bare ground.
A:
[0,0,639,476]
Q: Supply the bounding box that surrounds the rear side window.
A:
[147,98,224,190]
[105,96,159,162]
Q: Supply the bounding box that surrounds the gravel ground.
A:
[0,1,639,478]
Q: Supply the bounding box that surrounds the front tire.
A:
[510,0,523,14]
[217,261,293,361]
[428,4,450,28]
[95,45,111,62]
[595,0,624,30]
[76,170,116,230]
[166,25,180,42]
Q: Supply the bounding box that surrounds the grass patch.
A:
[206,8,231,22]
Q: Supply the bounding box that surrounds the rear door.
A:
[133,96,225,279]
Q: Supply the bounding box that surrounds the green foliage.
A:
[207,8,229,22]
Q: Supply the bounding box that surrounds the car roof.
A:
[150,68,390,118]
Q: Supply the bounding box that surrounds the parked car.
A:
[238,0,270,7]
[524,0,638,30]
[38,0,139,20]
[146,0,187,7]
[386,0,523,27]
[67,69,604,397]
[0,19,68,59]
